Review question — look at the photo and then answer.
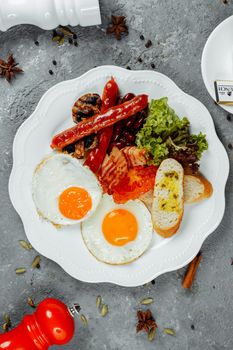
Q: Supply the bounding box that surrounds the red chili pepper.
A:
[51,94,148,150]
[84,78,119,173]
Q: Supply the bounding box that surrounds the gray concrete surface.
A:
[0,0,233,349]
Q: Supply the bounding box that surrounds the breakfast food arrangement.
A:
[2,1,232,348]
[32,77,213,265]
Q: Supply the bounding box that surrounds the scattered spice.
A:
[228,143,233,150]
[140,297,154,305]
[222,0,228,4]
[138,57,143,63]
[27,297,36,308]
[96,295,102,309]
[140,34,145,40]
[2,314,11,332]
[74,41,78,47]
[52,60,57,66]
[3,314,11,326]
[2,323,9,332]
[96,296,109,317]
[151,279,155,285]
[49,70,54,76]
[58,26,75,37]
[68,38,73,45]
[148,327,156,341]
[52,26,76,45]
[231,258,233,265]
[151,63,155,69]
[80,314,88,326]
[136,309,157,336]
[100,304,108,317]
[52,33,65,46]
[145,39,152,48]
[106,15,128,40]
[73,33,78,40]
[227,113,232,121]
[0,53,23,82]
[34,40,39,46]
[15,267,26,275]
[19,240,32,250]
[163,328,176,336]
[182,252,202,289]
[126,66,131,70]
[191,324,195,330]
[31,255,41,269]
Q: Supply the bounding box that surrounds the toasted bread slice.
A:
[139,190,153,212]
[184,174,213,203]
[140,174,213,208]
[152,159,184,238]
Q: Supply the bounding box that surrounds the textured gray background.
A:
[0,0,233,349]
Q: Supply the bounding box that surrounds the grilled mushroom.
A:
[72,93,102,124]
[62,135,98,159]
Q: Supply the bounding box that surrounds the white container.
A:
[0,0,101,31]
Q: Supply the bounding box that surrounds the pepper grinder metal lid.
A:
[0,0,101,32]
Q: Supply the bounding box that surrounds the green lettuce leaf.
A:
[136,97,208,169]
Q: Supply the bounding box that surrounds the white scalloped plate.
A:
[202,15,233,113]
[9,66,229,287]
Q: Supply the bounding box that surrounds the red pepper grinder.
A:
[0,298,79,350]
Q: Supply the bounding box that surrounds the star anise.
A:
[0,53,23,82]
[136,309,158,334]
[106,15,128,40]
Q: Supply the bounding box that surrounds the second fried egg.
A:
[81,194,153,265]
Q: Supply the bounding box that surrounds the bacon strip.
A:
[98,146,149,195]
[122,146,147,168]
[99,147,128,194]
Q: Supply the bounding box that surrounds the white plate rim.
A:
[8,65,229,287]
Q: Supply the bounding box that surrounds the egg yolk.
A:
[58,187,92,220]
[102,209,138,246]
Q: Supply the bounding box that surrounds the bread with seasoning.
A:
[184,174,213,203]
[152,158,184,238]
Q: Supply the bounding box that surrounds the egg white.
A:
[32,154,102,225]
[81,194,153,265]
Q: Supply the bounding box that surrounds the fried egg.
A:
[32,154,102,225]
[81,194,153,265]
